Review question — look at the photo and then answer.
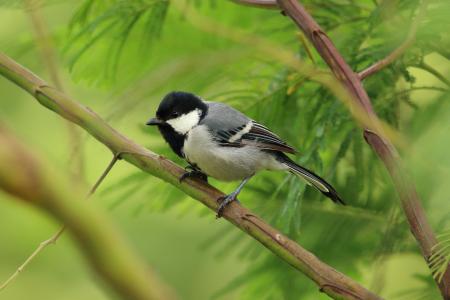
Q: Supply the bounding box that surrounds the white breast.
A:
[183,125,285,181]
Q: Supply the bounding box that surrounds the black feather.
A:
[157,124,185,158]
[275,153,345,205]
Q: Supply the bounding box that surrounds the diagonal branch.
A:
[0,154,119,291]
[274,0,450,298]
[0,126,176,300]
[0,227,66,291]
[358,0,429,80]
[0,2,95,290]
[0,52,381,300]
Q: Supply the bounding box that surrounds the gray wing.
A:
[202,102,297,154]
[202,102,250,132]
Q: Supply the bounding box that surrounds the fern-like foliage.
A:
[65,0,168,85]
[430,231,450,282]
[59,0,450,299]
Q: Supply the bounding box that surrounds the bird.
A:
[146,91,344,217]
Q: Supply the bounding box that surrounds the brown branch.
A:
[0,126,176,300]
[358,1,428,80]
[0,2,90,290]
[230,0,278,9]
[0,52,381,300]
[0,154,119,291]
[274,0,450,298]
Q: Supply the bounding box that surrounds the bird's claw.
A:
[216,193,239,218]
[179,169,208,183]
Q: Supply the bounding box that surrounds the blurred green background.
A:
[0,0,449,299]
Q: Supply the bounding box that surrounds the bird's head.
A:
[146,91,208,135]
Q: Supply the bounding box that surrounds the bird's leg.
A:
[179,164,208,183]
[216,176,253,218]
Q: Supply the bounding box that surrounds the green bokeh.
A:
[0,1,449,299]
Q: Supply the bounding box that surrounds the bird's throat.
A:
[157,125,185,158]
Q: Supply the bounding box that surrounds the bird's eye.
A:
[171,112,180,118]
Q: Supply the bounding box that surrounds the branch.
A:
[0,126,175,300]
[0,155,119,291]
[0,4,94,289]
[358,0,428,80]
[230,0,278,9]
[412,61,450,87]
[275,0,450,298]
[0,227,65,291]
[0,52,380,300]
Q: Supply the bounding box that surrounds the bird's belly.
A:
[183,126,283,181]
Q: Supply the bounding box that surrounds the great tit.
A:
[146,91,344,217]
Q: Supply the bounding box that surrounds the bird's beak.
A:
[146,117,164,126]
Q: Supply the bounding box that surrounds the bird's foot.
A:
[179,167,208,183]
[216,193,239,218]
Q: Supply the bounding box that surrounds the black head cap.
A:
[155,91,208,122]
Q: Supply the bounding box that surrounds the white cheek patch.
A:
[167,109,201,135]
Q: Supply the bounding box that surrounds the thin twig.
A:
[358,0,428,80]
[381,86,448,103]
[273,0,450,298]
[0,52,381,300]
[0,227,65,291]
[1,6,98,289]
[88,154,121,196]
[412,61,450,87]
[0,128,175,300]
[0,154,120,291]
[230,0,278,9]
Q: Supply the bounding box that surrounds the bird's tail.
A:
[276,153,345,205]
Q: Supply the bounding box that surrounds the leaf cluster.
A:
[15,0,448,299]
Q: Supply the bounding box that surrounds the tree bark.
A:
[0,126,176,300]
[274,0,450,298]
[0,51,381,300]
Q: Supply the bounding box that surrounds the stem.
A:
[0,227,65,291]
[274,0,450,298]
[88,154,120,196]
[413,61,450,87]
[0,127,175,300]
[358,0,428,80]
[0,52,380,300]
[0,154,119,291]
